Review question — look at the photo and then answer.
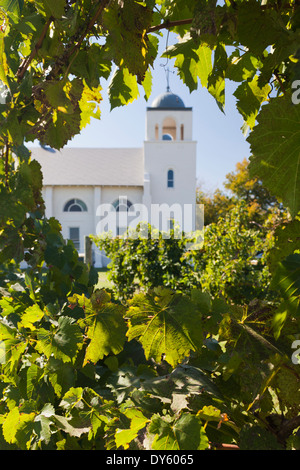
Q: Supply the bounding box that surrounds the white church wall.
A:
[144,140,197,231]
[100,186,143,207]
[146,109,193,141]
[52,186,95,257]
[94,186,143,268]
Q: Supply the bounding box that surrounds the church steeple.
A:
[145,88,192,142]
[143,87,197,232]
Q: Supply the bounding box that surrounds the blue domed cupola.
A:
[146,87,192,142]
[151,91,185,110]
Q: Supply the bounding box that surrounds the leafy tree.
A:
[197,158,288,227]
[0,0,299,451]
[224,158,287,227]
[193,201,276,304]
[196,187,233,226]
[92,224,199,299]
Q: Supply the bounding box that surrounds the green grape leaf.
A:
[268,219,300,271]
[2,407,20,444]
[274,367,300,409]
[1,0,23,22]
[46,357,76,397]
[237,2,282,55]
[18,363,41,399]
[52,415,90,438]
[272,253,300,317]
[108,67,139,110]
[0,35,9,88]
[0,321,27,383]
[79,84,102,129]
[19,304,44,330]
[239,424,283,450]
[3,407,35,448]
[150,413,209,450]
[0,296,15,317]
[233,76,271,130]
[170,364,223,399]
[34,414,52,444]
[165,39,213,92]
[115,409,149,449]
[102,0,154,83]
[44,81,74,114]
[36,316,83,363]
[248,96,300,217]
[45,108,81,150]
[34,79,84,149]
[141,68,152,101]
[126,289,203,367]
[83,301,127,365]
[59,387,84,410]
[35,0,66,19]
[207,43,227,112]
[226,51,261,83]
[196,405,222,423]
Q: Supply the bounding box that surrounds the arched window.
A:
[64,198,87,212]
[112,197,133,236]
[162,117,176,140]
[112,197,133,212]
[167,169,174,188]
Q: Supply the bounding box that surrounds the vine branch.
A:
[46,0,110,82]
[277,415,300,444]
[17,0,110,84]
[17,16,53,81]
[4,143,9,189]
[274,71,287,96]
[148,18,193,32]
[148,2,294,34]
[65,0,110,65]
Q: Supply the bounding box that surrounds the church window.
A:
[112,197,133,236]
[167,169,174,188]
[162,117,176,140]
[155,124,159,140]
[69,227,80,250]
[112,197,133,212]
[64,198,87,212]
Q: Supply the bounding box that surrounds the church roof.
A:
[30,147,144,186]
[151,91,185,109]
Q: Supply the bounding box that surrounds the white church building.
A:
[31,90,197,267]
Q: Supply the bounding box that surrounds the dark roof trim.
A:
[147,107,192,111]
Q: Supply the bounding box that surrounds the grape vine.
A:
[0,0,299,451]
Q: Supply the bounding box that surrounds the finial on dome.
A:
[161,64,174,93]
[166,67,171,92]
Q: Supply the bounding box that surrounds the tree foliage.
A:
[193,202,276,304]
[197,157,287,227]
[0,0,300,451]
[92,224,198,299]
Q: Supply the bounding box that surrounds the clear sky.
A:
[66,33,251,193]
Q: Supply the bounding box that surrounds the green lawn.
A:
[95,268,113,290]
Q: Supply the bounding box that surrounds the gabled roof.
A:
[30,147,144,186]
